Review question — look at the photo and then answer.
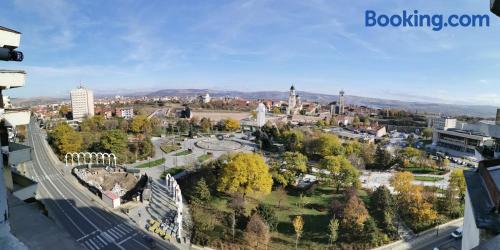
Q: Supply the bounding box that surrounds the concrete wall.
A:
[462,190,480,250]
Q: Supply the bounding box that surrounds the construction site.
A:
[73,165,148,208]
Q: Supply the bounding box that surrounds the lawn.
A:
[414,176,444,182]
[160,167,185,178]
[174,150,192,156]
[197,154,212,163]
[160,143,181,154]
[135,158,166,168]
[403,166,448,175]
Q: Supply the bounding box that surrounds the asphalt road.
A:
[26,119,175,250]
[416,236,461,250]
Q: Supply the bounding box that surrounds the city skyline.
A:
[1,0,499,106]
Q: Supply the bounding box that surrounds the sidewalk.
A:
[374,218,463,250]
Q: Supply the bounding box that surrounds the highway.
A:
[26,119,175,250]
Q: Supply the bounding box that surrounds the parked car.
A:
[451,227,463,239]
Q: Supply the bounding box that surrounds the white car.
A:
[451,227,463,239]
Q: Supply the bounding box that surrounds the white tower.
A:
[287,85,297,115]
[256,103,266,128]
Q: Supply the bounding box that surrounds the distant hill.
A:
[15,89,498,118]
[11,97,66,107]
[145,89,498,118]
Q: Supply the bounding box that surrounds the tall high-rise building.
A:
[70,86,94,120]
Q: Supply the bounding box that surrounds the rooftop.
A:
[0,26,21,34]
[464,159,500,233]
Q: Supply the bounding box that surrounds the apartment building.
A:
[70,86,94,120]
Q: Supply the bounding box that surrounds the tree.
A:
[49,123,83,155]
[224,118,241,131]
[245,214,270,249]
[342,195,368,242]
[282,129,304,152]
[449,169,466,199]
[130,115,150,134]
[200,117,212,133]
[59,105,70,118]
[192,178,211,205]
[320,155,359,191]
[360,143,376,165]
[370,186,396,236]
[293,215,304,249]
[390,171,414,202]
[273,152,308,187]
[80,115,105,132]
[275,187,287,208]
[217,153,273,198]
[99,129,128,155]
[422,127,433,139]
[272,106,281,114]
[362,217,379,245]
[316,119,327,127]
[304,133,344,159]
[254,203,278,232]
[374,145,392,169]
[328,217,339,247]
[330,116,338,126]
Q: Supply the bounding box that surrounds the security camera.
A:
[0,47,23,61]
[0,26,23,61]
[492,0,500,16]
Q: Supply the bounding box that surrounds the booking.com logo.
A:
[365,10,490,31]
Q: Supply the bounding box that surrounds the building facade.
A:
[115,107,134,119]
[70,86,94,120]
[432,129,492,154]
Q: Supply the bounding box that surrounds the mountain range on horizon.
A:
[12,88,499,118]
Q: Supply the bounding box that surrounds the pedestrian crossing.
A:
[78,223,136,250]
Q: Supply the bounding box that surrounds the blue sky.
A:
[1,0,499,106]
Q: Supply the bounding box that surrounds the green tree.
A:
[370,186,396,236]
[328,217,339,247]
[374,145,392,169]
[49,122,83,155]
[282,129,304,152]
[362,217,379,245]
[254,203,279,232]
[422,127,433,139]
[192,178,211,205]
[217,153,273,198]
[320,155,359,191]
[272,106,281,114]
[99,129,128,155]
[80,115,105,132]
[330,116,338,126]
[305,133,344,159]
[273,152,308,187]
[449,169,466,199]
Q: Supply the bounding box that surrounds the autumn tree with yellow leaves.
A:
[217,153,273,198]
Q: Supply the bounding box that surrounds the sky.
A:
[1,0,499,106]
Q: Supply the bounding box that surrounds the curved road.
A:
[26,119,176,250]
